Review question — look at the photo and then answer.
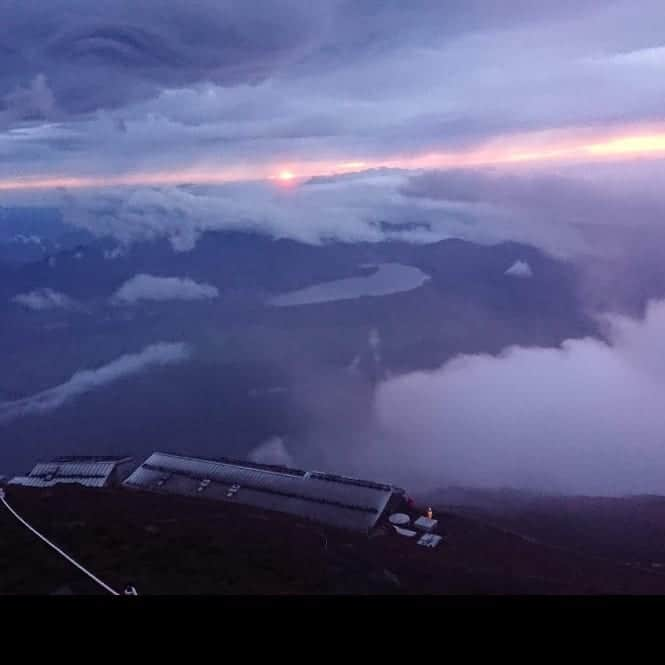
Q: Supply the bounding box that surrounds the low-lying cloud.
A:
[56,169,592,257]
[248,436,294,467]
[0,342,191,424]
[505,260,533,278]
[11,288,77,311]
[53,161,665,269]
[61,175,425,251]
[111,274,219,304]
[367,299,665,496]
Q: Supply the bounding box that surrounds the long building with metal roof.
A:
[9,456,135,489]
[124,452,406,532]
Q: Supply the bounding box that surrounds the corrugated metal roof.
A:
[9,457,133,488]
[124,452,399,532]
[9,475,109,488]
[30,461,116,479]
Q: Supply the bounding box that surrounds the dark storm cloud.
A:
[0,74,56,125]
[0,0,611,121]
[0,0,328,118]
[0,0,661,131]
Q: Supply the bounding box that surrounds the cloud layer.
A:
[248,436,294,467]
[0,342,191,424]
[11,288,77,311]
[367,300,665,496]
[46,161,665,267]
[0,1,325,122]
[2,1,665,185]
[111,274,219,304]
[505,260,533,278]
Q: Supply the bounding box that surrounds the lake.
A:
[269,263,431,306]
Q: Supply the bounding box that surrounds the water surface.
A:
[269,263,431,307]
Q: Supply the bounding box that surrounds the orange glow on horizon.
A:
[586,134,665,156]
[336,161,366,170]
[2,126,665,192]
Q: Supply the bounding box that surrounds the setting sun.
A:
[278,170,295,181]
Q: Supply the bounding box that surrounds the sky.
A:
[4,1,665,495]
[1,1,665,187]
[1,0,665,259]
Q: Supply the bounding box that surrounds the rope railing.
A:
[0,488,120,596]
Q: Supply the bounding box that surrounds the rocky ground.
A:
[3,484,665,595]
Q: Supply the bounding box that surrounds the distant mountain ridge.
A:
[0,206,95,267]
[0,226,597,475]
